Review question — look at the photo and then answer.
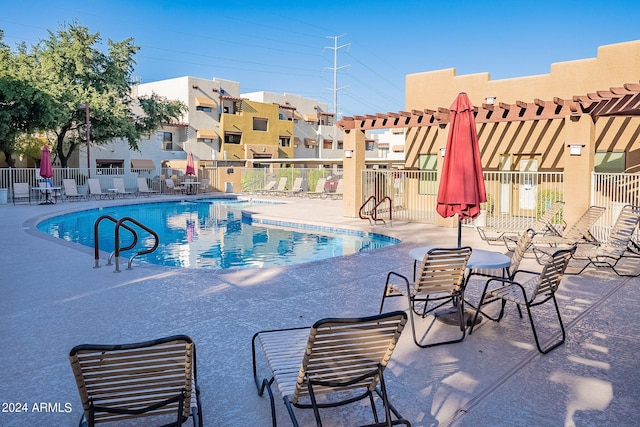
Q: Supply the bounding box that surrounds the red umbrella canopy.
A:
[39,146,53,179]
[436,92,486,220]
[186,152,195,176]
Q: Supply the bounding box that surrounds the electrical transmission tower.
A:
[324,35,350,117]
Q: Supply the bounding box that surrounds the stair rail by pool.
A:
[93,215,138,269]
[114,217,159,272]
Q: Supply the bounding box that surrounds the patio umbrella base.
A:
[434,306,481,327]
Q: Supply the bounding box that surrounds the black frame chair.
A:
[379,247,472,348]
[252,311,411,427]
[69,335,202,427]
[469,246,576,354]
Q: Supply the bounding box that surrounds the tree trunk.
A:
[2,148,15,168]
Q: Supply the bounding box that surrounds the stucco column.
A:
[434,124,456,228]
[343,129,365,217]
[563,114,595,226]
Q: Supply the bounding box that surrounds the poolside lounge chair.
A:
[564,204,640,277]
[266,177,287,196]
[112,177,136,198]
[12,182,30,205]
[87,178,110,200]
[256,180,276,195]
[165,178,185,194]
[306,177,327,198]
[284,177,304,197]
[137,177,159,196]
[529,205,606,263]
[380,247,472,348]
[62,179,86,201]
[69,335,202,426]
[252,311,410,427]
[477,201,565,248]
[330,178,343,199]
[469,245,575,354]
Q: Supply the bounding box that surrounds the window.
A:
[418,154,438,195]
[279,137,290,147]
[196,106,212,112]
[162,132,173,150]
[595,151,626,173]
[253,117,268,131]
[224,133,241,144]
[365,140,374,151]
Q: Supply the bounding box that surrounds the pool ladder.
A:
[359,196,392,226]
[93,215,159,272]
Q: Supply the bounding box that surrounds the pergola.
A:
[337,82,640,130]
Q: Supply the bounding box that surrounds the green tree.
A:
[0,31,59,166]
[5,23,186,168]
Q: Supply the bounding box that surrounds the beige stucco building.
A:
[339,40,640,224]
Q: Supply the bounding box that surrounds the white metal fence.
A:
[362,169,565,227]
[591,172,640,242]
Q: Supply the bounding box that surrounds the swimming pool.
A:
[37,199,399,270]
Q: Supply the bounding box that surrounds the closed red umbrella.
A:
[186,152,195,176]
[39,146,53,181]
[436,92,486,247]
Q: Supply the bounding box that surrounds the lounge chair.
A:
[530,205,606,263]
[112,177,136,198]
[165,178,185,194]
[256,180,276,195]
[266,177,287,196]
[330,178,343,199]
[69,335,202,426]
[477,201,565,248]
[137,177,159,196]
[62,179,86,201]
[252,311,411,427]
[87,178,109,200]
[379,247,472,348]
[306,177,327,198]
[469,245,576,354]
[284,177,304,197]
[12,182,31,205]
[565,204,640,276]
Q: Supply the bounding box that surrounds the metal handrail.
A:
[114,217,160,272]
[371,196,392,226]
[359,195,377,223]
[93,215,138,268]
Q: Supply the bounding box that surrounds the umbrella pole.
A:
[457,216,462,248]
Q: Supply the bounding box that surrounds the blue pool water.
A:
[37,199,399,270]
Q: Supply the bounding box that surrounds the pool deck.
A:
[1,193,639,426]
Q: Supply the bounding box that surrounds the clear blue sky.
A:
[2,0,640,117]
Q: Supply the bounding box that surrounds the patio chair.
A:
[87,178,110,200]
[62,179,86,201]
[252,311,411,427]
[476,201,564,248]
[531,205,605,246]
[69,335,202,427]
[306,177,327,198]
[284,177,304,197]
[330,178,343,200]
[12,182,30,205]
[266,177,287,196]
[256,180,276,195]
[198,178,210,193]
[112,177,136,198]
[565,204,640,277]
[38,179,62,203]
[136,177,159,196]
[379,247,472,348]
[165,178,185,194]
[469,245,576,354]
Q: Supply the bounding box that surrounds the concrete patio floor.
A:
[0,193,638,426]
